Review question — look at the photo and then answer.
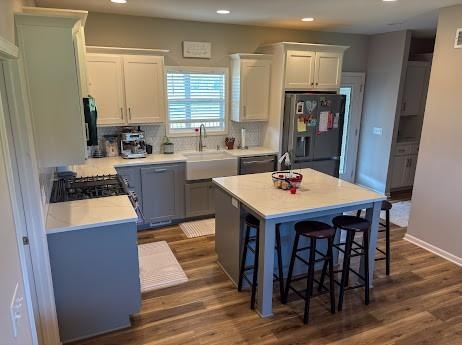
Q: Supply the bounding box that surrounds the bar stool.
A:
[357,200,392,275]
[330,215,371,311]
[237,214,284,310]
[283,221,336,324]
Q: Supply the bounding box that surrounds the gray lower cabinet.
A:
[185,180,215,218]
[47,222,140,343]
[141,163,185,225]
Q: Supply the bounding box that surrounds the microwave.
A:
[83,96,98,146]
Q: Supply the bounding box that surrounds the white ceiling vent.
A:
[455,28,462,49]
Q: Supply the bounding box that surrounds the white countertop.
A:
[213,169,386,219]
[46,195,138,234]
[71,147,277,177]
[48,146,277,234]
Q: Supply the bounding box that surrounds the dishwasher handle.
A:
[241,158,275,165]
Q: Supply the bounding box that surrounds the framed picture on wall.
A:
[183,41,212,58]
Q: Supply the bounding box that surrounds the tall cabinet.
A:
[16,9,89,168]
[86,47,169,126]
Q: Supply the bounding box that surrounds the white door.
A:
[339,73,365,182]
[314,52,342,90]
[241,60,271,120]
[285,50,315,89]
[0,64,36,345]
[123,55,165,124]
[86,54,125,125]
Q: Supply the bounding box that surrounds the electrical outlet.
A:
[10,283,23,338]
[373,127,383,136]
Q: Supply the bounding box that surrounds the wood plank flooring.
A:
[71,222,462,345]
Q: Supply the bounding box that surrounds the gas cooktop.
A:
[50,174,128,203]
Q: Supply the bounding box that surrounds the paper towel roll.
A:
[241,128,246,149]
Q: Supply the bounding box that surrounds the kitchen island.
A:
[213,169,385,317]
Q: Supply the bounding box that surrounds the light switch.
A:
[373,127,383,136]
[10,283,23,338]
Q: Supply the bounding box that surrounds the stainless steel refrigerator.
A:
[282,93,346,177]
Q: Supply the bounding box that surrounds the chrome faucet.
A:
[198,124,207,151]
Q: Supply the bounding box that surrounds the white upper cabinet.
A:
[401,62,430,117]
[314,52,342,90]
[284,49,344,91]
[231,54,272,122]
[285,50,316,89]
[87,54,125,125]
[123,55,165,124]
[86,47,168,126]
[16,11,88,168]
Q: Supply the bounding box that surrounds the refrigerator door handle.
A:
[288,97,295,153]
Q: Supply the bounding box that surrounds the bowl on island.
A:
[272,171,303,190]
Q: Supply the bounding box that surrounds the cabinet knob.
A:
[315,82,319,86]
[311,82,314,86]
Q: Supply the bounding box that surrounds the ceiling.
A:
[35,0,462,35]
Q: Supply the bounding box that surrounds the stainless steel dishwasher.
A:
[239,155,277,175]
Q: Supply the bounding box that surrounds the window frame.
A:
[165,66,229,137]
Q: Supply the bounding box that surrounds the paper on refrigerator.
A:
[319,111,329,132]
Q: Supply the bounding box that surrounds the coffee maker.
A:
[120,127,147,159]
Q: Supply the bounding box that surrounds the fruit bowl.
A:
[272,171,303,190]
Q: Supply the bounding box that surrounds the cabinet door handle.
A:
[120,107,124,118]
[154,168,167,173]
[243,105,247,117]
[128,107,132,118]
[402,102,407,112]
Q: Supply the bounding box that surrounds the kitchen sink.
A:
[183,151,238,180]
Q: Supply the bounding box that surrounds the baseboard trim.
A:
[404,234,462,267]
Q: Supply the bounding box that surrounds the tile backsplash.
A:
[97,122,264,153]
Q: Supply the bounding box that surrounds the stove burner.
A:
[51,174,128,203]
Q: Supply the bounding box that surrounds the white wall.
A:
[356,30,411,193]
[85,12,369,72]
[0,62,34,345]
[407,5,462,264]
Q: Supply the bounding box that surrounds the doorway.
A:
[339,73,365,182]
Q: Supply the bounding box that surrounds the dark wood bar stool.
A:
[357,200,392,275]
[283,221,336,324]
[237,214,284,310]
[329,215,371,311]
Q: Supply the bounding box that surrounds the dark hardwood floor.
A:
[71,221,462,345]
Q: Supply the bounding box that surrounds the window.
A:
[166,67,228,136]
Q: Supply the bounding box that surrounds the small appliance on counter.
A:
[103,135,119,157]
[120,127,147,159]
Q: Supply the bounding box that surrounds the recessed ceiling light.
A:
[110,0,127,3]
[382,0,398,2]
[216,9,231,14]
[301,17,315,22]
